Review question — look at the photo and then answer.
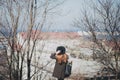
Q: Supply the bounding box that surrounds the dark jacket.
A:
[50,53,68,79]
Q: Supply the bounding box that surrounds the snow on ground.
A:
[29,53,101,79]
[22,39,101,79]
[36,39,80,50]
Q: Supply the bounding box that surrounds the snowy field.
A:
[21,39,101,80]
[24,53,101,80]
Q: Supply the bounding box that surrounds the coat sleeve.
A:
[50,53,56,59]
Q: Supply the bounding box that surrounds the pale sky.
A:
[43,0,119,32]
[1,0,119,32]
[42,0,86,32]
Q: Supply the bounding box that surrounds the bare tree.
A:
[0,0,64,80]
[75,0,120,79]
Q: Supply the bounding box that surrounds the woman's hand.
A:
[56,50,61,54]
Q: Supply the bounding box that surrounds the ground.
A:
[0,38,101,80]
[27,39,101,80]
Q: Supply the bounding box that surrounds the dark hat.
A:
[56,46,66,54]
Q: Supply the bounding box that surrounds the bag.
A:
[65,61,72,77]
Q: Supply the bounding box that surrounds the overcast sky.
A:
[42,0,119,32]
[1,0,119,32]
[42,0,86,32]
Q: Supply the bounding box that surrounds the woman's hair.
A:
[56,46,66,54]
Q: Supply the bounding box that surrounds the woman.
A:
[50,46,69,80]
